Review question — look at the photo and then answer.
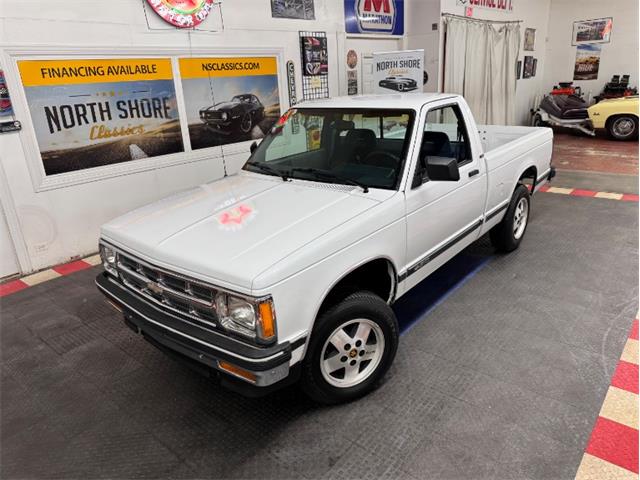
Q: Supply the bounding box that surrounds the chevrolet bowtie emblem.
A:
[147,282,163,295]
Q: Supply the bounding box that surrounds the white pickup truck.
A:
[97,94,554,403]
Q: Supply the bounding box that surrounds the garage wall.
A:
[0,0,401,274]
[439,0,552,125]
[543,0,639,102]
[404,0,441,92]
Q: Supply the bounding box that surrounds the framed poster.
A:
[271,0,315,20]
[0,69,13,117]
[523,28,536,51]
[17,58,183,176]
[531,58,537,77]
[347,70,358,95]
[522,55,534,79]
[179,57,281,150]
[373,49,423,94]
[300,34,328,76]
[516,60,522,80]
[572,17,613,45]
[574,44,601,80]
[344,0,404,36]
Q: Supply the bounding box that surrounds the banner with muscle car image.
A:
[372,49,423,94]
[179,57,281,150]
[18,58,183,175]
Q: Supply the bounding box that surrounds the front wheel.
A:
[608,115,638,141]
[490,184,530,253]
[301,291,399,404]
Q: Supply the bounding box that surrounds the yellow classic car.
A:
[587,96,639,140]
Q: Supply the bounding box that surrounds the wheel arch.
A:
[517,165,537,192]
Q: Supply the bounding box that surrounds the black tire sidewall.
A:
[492,184,530,252]
[301,291,399,404]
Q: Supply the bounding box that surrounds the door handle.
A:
[469,169,479,178]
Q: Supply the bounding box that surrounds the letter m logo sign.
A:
[356,0,396,33]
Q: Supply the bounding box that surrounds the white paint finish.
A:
[0,0,400,272]
[0,203,19,278]
[543,0,639,102]
[440,0,552,125]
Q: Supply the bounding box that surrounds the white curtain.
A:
[443,16,520,125]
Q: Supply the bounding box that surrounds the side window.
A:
[422,104,471,166]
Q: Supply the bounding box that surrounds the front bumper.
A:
[96,273,304,395]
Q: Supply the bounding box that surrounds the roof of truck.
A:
[297,93,460,110]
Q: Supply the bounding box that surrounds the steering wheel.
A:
[362,150,400,169]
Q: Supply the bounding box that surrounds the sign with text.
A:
[18,58,183,175]
[345,0,404,35]
[179,57,281,150]
[373,49,423,94]
[455,0,513,14]
[574,44,601,81]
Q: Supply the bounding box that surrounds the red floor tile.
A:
[571,189,597,197]
[586,416,639,474]
[630,319,639,341]
[0,280,29,297]
[52,260,92,276]
[621,194,640,202]
[611,360,639,395]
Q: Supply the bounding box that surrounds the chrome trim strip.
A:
[96,277,285,364]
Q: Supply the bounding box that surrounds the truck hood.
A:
[101,172,381,290]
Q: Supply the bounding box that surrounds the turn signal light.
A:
[258,301,276,339]
[218,360,257,383]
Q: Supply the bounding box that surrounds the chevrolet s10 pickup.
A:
[97,94,554,404]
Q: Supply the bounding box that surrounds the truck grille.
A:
[115,251,219,328]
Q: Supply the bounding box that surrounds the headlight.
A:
[99,243,117,277]
[221,112,228,121]
[215,292,276,343]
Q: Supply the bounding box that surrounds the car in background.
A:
[378,77,418,92]
[200,94,265,135]
[588,95,639,140]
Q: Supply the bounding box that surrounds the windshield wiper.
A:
[245,161,289,181]
[290,167,369,193]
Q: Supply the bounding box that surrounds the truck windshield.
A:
[244,108,415,190]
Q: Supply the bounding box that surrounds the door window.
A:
[421,104,471,166]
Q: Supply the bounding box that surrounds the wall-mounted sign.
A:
[271,0,315,20]
[345,0,404,36]
[179,57,281,150]
[373,49,423,93]
[523,55,534,79]
[346,50,358,69]
[574,44,601,81]
[0,70,13,117]
[301,35,328,76]
[572,17,613,45]
[18,58,183,176]
[523,28,536,51]
[145,0,215,28]
[347,70,358,95]
[455,0,513,14]
[286,60,298,107]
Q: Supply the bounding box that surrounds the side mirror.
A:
[250,141,258,154]
[425,156,460,181]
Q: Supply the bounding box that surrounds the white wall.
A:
[543,0,639,102]
[404,0,441,92]
[0,0,401,274]
[439,0,552,125]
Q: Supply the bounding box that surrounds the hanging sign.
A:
[286,60,298,107]
[344,0,404,36]
[18,58,183,176]
[373,49,424,94]
[455,0,513,14]
[146,0,215,28]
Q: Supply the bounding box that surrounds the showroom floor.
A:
[1,135,638,479]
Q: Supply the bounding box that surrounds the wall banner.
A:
[18,58,183,176]
[344,0,404,36]
[179,57,281,150]
[372,49,423,94]
[455,0,513,14]
[574,44,601,81]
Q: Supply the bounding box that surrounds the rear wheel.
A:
[301,291,399,404]
[490,184,530,253]
[532,114,545,127]
[608,115,638,140]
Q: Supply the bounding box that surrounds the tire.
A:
[397,84,404,91]
[607,115,638,141]
[490,184,530,253]
[532,114,545,127]
[239,113,253,134]
[301,291,399,404]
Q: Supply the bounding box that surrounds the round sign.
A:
[146,0,214,28]
[346,50,358,69]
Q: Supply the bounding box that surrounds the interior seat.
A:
[421,131,452,158]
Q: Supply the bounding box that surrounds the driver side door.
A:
[402,100,487,291]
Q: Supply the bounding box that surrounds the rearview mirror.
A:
[250,141,258,154]
[426,156,460,181]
